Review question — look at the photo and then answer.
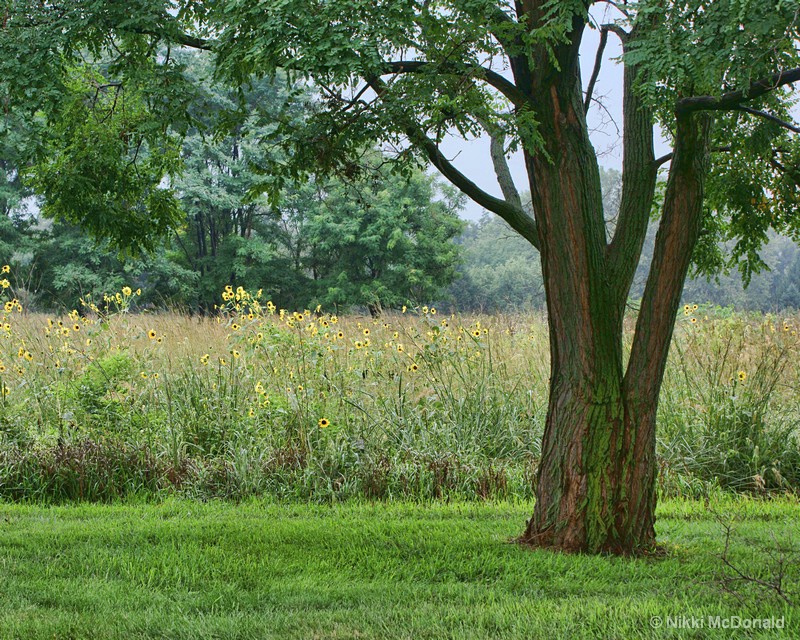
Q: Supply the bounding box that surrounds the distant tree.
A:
[167,54,289,312]
[12,220,195,312]
[170,56,464,313]
[294,166,465,315]
[450,214,544,311]
[772,247,800,310]
[0,108,33,220]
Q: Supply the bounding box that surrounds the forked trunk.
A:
[519,108,711,554]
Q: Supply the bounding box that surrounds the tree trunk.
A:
[508,4,712,551]
[521,357,659,554]
[520,108,711,554]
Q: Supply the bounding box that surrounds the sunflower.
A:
[737,370,747,382]
[147,330,157,339]
[318,418,330,428]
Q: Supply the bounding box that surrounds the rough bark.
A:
[508,2,714,554]
[519,108,711,554]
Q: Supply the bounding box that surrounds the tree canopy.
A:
[0,50,464,313]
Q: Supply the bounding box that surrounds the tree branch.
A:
[477,117,523,211]
[382,60,528,108]
[654,146,732,168]
[676,67,800,113]
[128,22,213,51]
[603,23,629,44]
[737,106,800,134]
[584,27,608,115]
[171,32,214,51]
[625,113,712,405]
[365,76,538,248]
[418,134,539,249]
[606,19,656,304]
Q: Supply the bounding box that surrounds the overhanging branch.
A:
[676,67,800,113]
[383,60,528,108]
[654,146,733,168]
[737,106,800,134]
[129,24,214,51]
[364,74,538,248]
[418,133,538,249]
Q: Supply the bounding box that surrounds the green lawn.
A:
[0,498,797,639]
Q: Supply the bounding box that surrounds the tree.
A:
[289,165,465,315]
[451,213,544,311]
[3,1,799,554]
[168,53,289,312]
[170,54,465,313]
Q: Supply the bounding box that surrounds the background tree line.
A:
[1,54,465,314]
[2,54,800,315]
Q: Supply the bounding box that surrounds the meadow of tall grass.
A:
[0,274,798,503]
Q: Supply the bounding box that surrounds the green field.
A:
[0,497,797,639]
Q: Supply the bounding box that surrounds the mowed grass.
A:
[0,497,797,639]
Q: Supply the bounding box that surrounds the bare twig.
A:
[713,511,797,606]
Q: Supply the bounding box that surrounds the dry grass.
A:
[0,285,798,501]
